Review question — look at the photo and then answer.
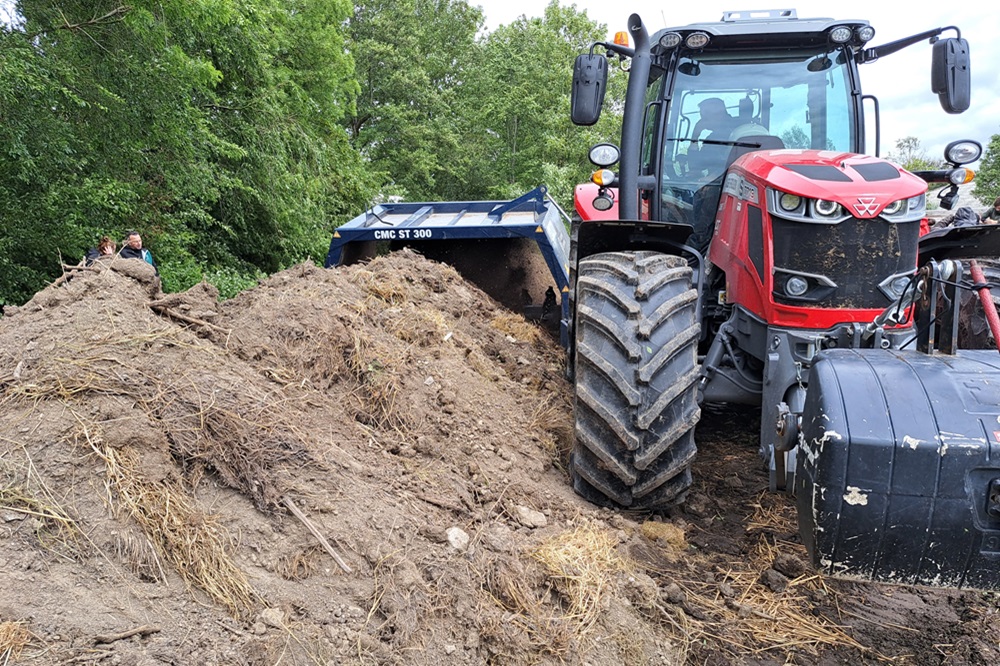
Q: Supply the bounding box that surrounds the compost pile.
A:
[1,251,999,665]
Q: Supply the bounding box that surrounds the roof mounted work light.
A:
[829,26,853,43]
[685,32,710,49]
[855,25,875,43]
[658,32,682,49]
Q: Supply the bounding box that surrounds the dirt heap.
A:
[1,251,999,665]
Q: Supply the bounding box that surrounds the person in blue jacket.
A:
[118,231,157,272]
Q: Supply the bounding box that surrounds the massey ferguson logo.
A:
[854,197,880,216]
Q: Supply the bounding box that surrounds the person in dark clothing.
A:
[683,98,742,250]
[947,206,981,227]
[118,231,157,272]
[692,97,739,144]
[982,197,1000,224]
[84,236,116,265]
[687,97,740,176]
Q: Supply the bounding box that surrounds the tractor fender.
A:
[573,218,695,266]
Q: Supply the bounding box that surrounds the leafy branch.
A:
[26,5,131,40]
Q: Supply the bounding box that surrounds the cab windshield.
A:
[652,47,857,246]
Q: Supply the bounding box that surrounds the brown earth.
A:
[1,250,999,665]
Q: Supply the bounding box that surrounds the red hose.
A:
[969,259,1000,353]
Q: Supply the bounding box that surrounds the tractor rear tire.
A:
[569,251,701,510]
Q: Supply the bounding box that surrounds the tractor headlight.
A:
[589,143,621,167]
[881,193,926,222]
[855,25,875,43]
[769,189,848,223]
[779,193,802,212]
[685,32,710,49]
[658,32,682,49]
[814,199,842,217]
[592,169,616,186]
[889,276,911,298]
[948,168,975,185]
[592,195,614,211]
[774,268,837,302]
[944,140,982,166]
[882,199,904,216]
[879,272,915,301]
[784,275,809,297]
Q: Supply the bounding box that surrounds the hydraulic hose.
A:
[969,259,1000,353]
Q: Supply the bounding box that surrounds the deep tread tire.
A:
[569,251,701,510]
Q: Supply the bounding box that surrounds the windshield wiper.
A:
[664,137,766,148]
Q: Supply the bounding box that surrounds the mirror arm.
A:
[857,26,959,63]
[588,41,635,60]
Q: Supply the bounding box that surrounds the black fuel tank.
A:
[797,348,1000,589]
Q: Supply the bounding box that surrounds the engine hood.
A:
[732,149,928,219]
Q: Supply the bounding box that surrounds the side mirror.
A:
[931,37,970,114]
[571,54,608,126]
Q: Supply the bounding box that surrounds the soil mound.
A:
[2,252,999,665]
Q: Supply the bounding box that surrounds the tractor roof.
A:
[652,9,871,50]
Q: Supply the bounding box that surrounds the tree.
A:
[0,0,372,305]
[176,0,372,274]
[0,0,626,308]
[0,4,147,304]
[886,136,940,172]
[344,0,484,201]
[454,1,624,205]
[975,133,1000,207]
[342,0,621,208]
[780,126,810,149]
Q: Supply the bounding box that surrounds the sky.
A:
[478,0,1000,164]
[0,1,16,29]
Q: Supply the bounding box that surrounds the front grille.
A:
[771,216,919,309]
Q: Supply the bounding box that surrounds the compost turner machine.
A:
[325,186,572,339]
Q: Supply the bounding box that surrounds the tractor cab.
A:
[650,35,859,248]
[572,9,970,236]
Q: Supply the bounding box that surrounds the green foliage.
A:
[780,126,809,149]
[452,1,622,208]
[203,266,267,300]
[343,0,619,210]
[886,136,941,172]
[0,0,373,306]
[0,0,620,307]
[975,133,1000,206]
[345,0,484,200]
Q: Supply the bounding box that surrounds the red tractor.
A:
[568,9,1000,588]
